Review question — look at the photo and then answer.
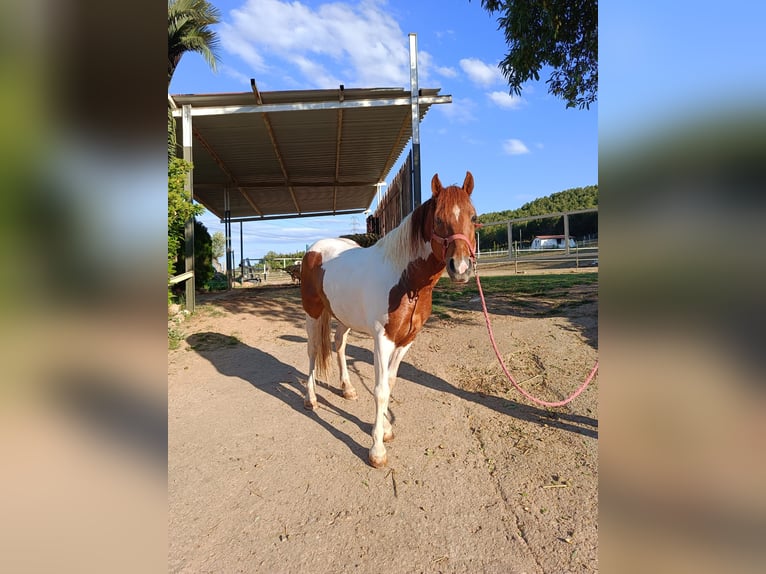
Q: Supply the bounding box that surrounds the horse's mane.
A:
[375,199,433,270]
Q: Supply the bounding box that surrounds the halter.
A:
[431,232,476,261]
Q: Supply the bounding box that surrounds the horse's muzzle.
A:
[447,256,474,283]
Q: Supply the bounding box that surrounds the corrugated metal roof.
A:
[170,86,450,221]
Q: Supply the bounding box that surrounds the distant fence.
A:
[474,243,599,273]
[475,208,598,272]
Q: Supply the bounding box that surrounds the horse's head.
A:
[430,171,477,283]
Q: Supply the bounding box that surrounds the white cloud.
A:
[487,91,525,109]
[221,0,427,88]
[459,58,503,87]
[220,64,254,88]
[503,139,530,155]
[436,97,477,123]
[435,65,457,78]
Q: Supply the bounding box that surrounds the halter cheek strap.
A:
[431,232,476,261]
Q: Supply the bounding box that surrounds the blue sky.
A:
[169,0,597,260]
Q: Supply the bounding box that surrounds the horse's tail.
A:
[308,307,333,381]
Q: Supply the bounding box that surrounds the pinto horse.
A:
[300,172,477,468]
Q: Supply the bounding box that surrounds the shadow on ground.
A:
[187,331,596,469]
[186,332,370,462]
[342,344,598,439]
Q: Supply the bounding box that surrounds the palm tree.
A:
[168,0,221,85]
[168,0,221,156]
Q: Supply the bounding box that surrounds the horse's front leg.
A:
[381,342,412,442]
[369,335,395,468]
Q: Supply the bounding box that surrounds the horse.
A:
[300,172,477,468]
[284,263,302,285]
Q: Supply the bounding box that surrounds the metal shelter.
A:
[169,34,450,309]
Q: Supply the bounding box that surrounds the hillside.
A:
[479,185,598,223]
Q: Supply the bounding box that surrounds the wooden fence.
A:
[369,152,413,236]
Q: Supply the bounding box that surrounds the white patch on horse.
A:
[452,205,461,221]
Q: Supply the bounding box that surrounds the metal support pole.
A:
[239,221,244,285]
[224,187,232,289]
[409,33,422,209]
[564,213,571,255]
[182,104,195,312]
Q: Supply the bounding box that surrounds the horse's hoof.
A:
[303,399,317,410]
[383,429,394,442]
[368,450,387,468]
[342,388,358,400]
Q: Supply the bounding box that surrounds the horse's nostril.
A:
[449,259,456,273]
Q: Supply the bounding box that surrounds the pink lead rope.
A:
[433,231,599,408]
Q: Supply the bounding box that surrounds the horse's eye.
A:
[435,217,443,226]
[471,215,477,223]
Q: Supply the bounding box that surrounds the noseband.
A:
[431,232,476,262]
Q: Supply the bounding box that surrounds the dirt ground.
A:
[168,268,598,573]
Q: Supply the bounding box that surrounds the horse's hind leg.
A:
[304,315,320,410]
[334,323,357,400]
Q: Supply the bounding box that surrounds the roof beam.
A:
[170,94,452,117]
[192,128,263,216]
[239,190,263,217]
[252,79,301,214]
[193,181,376,189]
[192,127,235,183]
[223,208,367,224]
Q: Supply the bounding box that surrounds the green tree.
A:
[168,0,220,301]
[168,157,204,277]
[475,0,597,109]
[168,0,221,157]
[211,231,225,268]
[174,220,215,290]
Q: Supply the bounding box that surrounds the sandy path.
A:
[169,278,598,573]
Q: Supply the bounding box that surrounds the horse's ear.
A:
[463,171,474,195]
[431,173,443,197]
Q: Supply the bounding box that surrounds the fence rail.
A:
[475,245,599,272]
[168,270,194,285]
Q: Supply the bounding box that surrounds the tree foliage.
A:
[211,231,225,262]
[168,1,220,299]
[174,219,215,289]
[168,157,204,277]
[262,250,307,270]
[168,0,221,157]
[481,185,598,223]
[476,0,597,109]
[168,0,221,85]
